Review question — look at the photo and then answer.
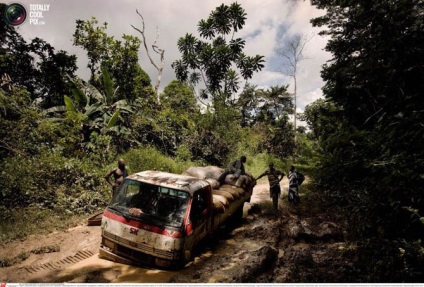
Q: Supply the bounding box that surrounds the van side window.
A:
[191,189,208,227]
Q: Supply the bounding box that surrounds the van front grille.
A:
[103,230,178,260]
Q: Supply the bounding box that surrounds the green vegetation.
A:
[122,146,194,174]
[0,9,77,108]
[31,245,60,254]
[307,0,424,281]
[172,2,265,104]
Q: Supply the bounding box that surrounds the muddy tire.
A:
[175,243,193,269]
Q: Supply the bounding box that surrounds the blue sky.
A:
[16,0,331,116]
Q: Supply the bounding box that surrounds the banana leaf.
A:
[102,64,114,105]
[107,109,121,128]
[64,95,76,113]
[85,82,105,103]
[67,75,89,107]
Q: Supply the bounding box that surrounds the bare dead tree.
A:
[131,9,165,104]
[275,33,312,141]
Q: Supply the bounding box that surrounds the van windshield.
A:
[109,179,190,227]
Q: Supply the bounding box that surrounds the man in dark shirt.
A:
[105,158,127,197]
[256,163,284,210]
[218,155,247,185]
[288,165,300,205]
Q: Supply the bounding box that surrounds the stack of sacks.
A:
[183,166,255,214]
[183,166,223,190]
[210,187,237,214]
[218,173,255,214]
[183,166,223,179]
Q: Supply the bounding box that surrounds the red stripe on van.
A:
[103,210,182,238]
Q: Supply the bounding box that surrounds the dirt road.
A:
[0,179,351,283]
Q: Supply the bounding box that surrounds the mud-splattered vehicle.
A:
[99,167,255,268]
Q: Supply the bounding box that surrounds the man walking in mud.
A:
[105,158,127,197]
[255,163,284,210]
[288,165,303,205]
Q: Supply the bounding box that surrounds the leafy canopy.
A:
[172,2,265,104]
[73,17,153,102]
[309,0,424,279]
[1,4,77,108]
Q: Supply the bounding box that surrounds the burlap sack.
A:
[212,189,235,202]
[220,184,244,199]
[225,174,254,188]
[184,166,224,180]
[205,178,220,190]
[211,194,230,208]
[212,197,225,213]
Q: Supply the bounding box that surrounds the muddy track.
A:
[0,181,350,283]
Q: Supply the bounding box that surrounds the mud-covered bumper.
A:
[100,233,182,268]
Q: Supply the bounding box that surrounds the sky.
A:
[14,0,331,116]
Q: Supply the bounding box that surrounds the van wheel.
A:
[176,244,193,269]
[184,247,192,263]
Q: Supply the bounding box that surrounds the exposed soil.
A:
[0,179,354,283]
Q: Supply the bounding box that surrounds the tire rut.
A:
[25,250,94,274]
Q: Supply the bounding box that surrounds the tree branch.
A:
[131,9,165,103]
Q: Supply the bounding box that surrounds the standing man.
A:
[218,155,247,185]
[256,163,285,210]
[288,165,301,205]
[105,158,127,197]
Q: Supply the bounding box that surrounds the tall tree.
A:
[131,9,165,104]
[73,18,112,81]
[302,99,341,143]
[0,4,77,108]
[274,33,311,140]
[160,80,198,114]
[237,83,259,127]
[255,85,295,158]
[73,17,153,102]
[128,80,198,156]
[236,84,295,158]
[172,2,265,105]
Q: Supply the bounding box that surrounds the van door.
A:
[191,190,209,238]
[182,188,209,263]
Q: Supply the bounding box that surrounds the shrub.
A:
[0,150,109,210]
[119,146,193,175]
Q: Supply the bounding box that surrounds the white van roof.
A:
[127,170,210,195]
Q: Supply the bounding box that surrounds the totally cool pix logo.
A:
[3,3,27,26]
[3,3,50,26]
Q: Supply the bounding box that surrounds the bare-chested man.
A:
[105,158,127,196]
[255,163,284,210]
